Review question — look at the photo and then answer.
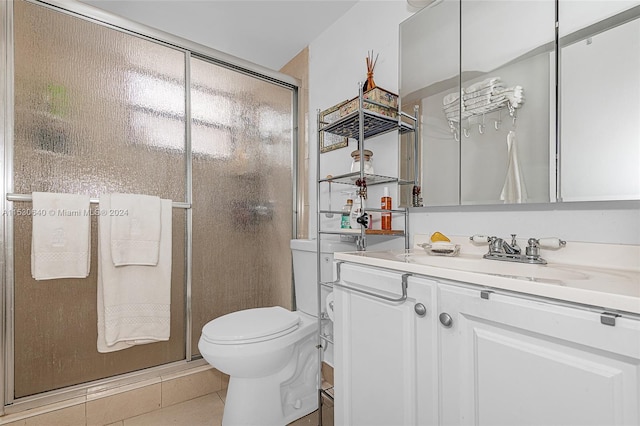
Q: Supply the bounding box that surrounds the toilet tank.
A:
[290,239,355,316]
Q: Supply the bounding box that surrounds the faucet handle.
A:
[526,238,541,257]
[526,237,566,258]
[507,234,521,254]
[470,234,491,244]
[537,237,567,249]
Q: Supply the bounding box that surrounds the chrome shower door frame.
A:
[0,0,299,414]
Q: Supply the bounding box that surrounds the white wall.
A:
[309,1,413,239]
[308,0,640,245]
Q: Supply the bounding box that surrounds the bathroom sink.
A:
[336,243,640,315]
[397,252,589,283]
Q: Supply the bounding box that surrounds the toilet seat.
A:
[201,306,301,345]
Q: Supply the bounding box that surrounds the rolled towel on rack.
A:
[463,84,505,100]
[443,102,459,112]
[464,94,494,108]
[443,81,525,123]
[496,85,524,98]
[445,77,505,106]
[443,91,461,106]
[464,98,509,115]
[443,103,462,114]
[465,76,503,93]
[503,86,525,107]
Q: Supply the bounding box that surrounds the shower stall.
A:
[1,0,298,411]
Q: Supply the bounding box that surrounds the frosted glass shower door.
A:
[190,57,295,354]
[12,0,186,398]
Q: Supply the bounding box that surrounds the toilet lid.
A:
[201,306,300,344]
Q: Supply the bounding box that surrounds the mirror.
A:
[400,0,640,207]
[559,2,640,201]
[459,0,555,205]
[399,0,460,206]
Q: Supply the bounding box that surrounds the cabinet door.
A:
[334,264,438,425]
[439,283,640,426]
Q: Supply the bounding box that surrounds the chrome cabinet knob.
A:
[414,303,427,317]
[439,312,453,327]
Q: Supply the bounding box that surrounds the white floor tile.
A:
[120,389,332,426]
[123,394,224,426]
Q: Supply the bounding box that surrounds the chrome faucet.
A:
[471,234,566,265]
[487,234,520,256]
[503,234,521,255]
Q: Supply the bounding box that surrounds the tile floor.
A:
[114,388,334,426]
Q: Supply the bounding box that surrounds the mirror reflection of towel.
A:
[500,131,528,203]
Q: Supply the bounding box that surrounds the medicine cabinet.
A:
[399,0,640,206]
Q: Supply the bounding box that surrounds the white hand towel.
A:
[110,193,161,266]
[31,192,90,280]
[465,76,502,93]
[443,90,463,106]
[500,131,528,203]
[463,84,505,100]
[97,194,172,353]
[464,94,494,108]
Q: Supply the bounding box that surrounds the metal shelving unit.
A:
[318,171,413,186]
[315,83,419,424]
[321,108,416,140]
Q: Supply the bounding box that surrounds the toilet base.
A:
[222,373,318,426]
[223,376,286,426]
[221,330,319,426]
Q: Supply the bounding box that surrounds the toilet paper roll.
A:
[325,292,335,321]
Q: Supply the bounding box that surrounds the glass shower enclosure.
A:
[2,0,298,407]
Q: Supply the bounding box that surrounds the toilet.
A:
[198,238,353,426]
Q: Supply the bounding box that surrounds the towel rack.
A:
[5,193,191,209]
[447,102,520,142]
[330,261,410,303]
[444,79,524,141]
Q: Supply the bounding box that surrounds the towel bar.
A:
[5,193,191,209]
[331,261,409,303]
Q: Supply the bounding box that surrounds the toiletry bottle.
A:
[350,196,366,229]
[341,199,353,229]
[412,185,423,207]
[381,187,392,230]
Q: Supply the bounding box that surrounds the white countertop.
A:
[334,235,640,315]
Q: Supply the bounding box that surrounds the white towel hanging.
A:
[110,193,162,266]
[500,131,528,203]
[31,192,91,280]
[97,194,172,353]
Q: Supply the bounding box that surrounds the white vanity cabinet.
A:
[438,282,640,426]
[333,263,439,425]
[333,259,640,426]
